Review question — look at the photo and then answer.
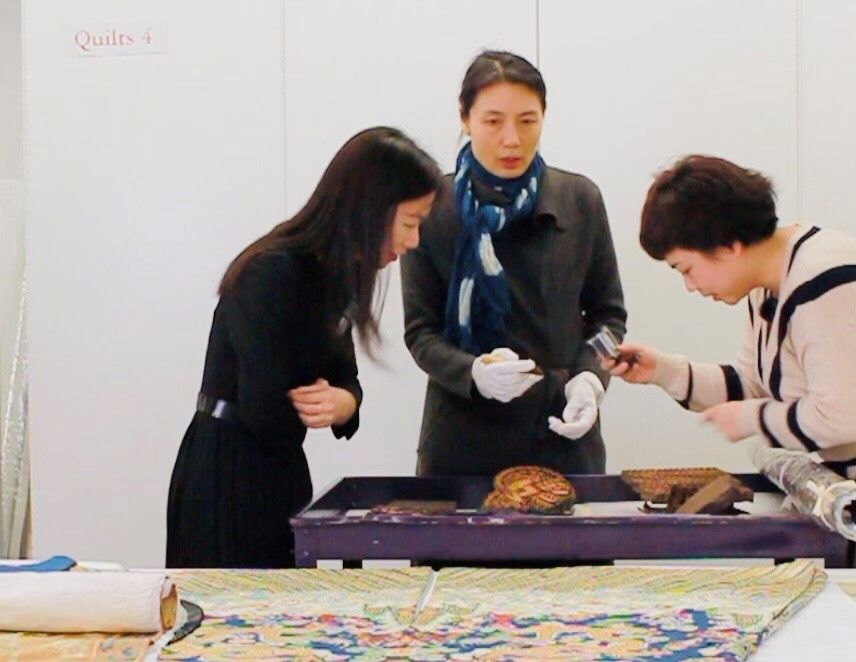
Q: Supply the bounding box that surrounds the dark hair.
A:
[459,50,546,119]
[639,155,778,259]
[220,126,441,350]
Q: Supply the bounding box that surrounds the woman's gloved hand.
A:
[471,347,543,403]
[548,371,605,440]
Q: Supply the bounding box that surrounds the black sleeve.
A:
[401,182,478,400]
[329,325,362,440]
[573,186,628,386]
[225,255,305,440]
[401,247,477,399]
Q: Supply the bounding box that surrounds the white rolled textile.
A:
[751,445,856,541]
[0,572,176,633]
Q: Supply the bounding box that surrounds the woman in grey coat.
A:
[401,51,627,477]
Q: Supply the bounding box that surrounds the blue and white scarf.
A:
[443,143,544,354]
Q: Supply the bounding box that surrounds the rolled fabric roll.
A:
[751,445,856,541]
[0,572,177,633]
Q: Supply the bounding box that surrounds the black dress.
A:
[166,250,361,568]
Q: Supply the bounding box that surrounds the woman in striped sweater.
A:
[608,155,856,478]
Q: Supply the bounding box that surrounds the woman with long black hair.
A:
[167,127,441,567]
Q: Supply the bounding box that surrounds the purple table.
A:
[291,474,854,568]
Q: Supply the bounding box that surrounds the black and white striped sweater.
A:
[656,225,856,478]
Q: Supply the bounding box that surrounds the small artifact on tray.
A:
[371,500,457,515]
[481,465,576,514]
[666,484,700,512]
[482,490,523,511]
[675,475,754,515]
[623,467,753,515]
[621,467,728,502]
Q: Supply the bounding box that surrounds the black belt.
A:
[196,393,240,423]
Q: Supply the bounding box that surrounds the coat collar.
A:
[532,166,570,230]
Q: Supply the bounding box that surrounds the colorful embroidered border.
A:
[159,561,824,661]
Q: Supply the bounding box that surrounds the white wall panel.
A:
[539,0,799,472]
[26,0,287,566]
[283,0,537,492]
[1,0,24,443]
[0,0,22,179]
[799,0,856,235]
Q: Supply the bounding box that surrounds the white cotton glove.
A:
[471,347,544,403]
[548,371,605,440]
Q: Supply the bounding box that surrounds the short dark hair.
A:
[639,155,778,259]
[220,127,441,350]
[459,50,546,119]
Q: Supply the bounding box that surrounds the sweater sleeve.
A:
[756,280,856,450]
[653,299,767,411]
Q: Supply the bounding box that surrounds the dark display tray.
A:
[291,474,854,568]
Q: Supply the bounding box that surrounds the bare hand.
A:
[600,342,657,384]
[700,401,759,442]
[288,378,357,429]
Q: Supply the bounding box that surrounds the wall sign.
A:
[69,22,168,57]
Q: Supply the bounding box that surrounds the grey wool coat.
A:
[401,167,627,476]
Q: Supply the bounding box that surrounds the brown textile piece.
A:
[372,500,457,515]
[666,484,701,512]
[676,475,754,514]
[621,467,728,502]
